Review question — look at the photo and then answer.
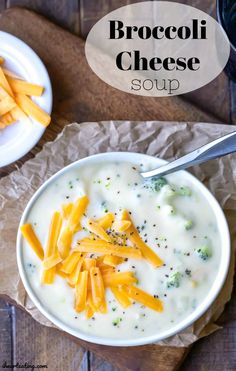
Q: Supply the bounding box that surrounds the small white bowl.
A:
[0,31,52,167]
[17,152,231,346]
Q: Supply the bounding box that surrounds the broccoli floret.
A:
[162,185,176,198]
[167,272,182,288]
[151,177,168,192]
[185,220,193,230]
[179,186,192,196]
[112,317,122,327]
[195,245,212,261]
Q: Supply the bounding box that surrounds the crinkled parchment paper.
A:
[0,121,235,347]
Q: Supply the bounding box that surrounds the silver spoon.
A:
[141,131,236,179]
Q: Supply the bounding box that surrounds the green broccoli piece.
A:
[112,317,122,327]
[151,177,168,192]
[195,245,212,261]
[167,272,182,288]
[163,185,176,199]
[185,220,193,230]
[179,186,192,196]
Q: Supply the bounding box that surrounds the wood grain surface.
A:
[3,0,231,125]
[0,1,234,371]
[0,6,230,179]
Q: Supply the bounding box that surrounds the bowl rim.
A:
[16,151,231,347]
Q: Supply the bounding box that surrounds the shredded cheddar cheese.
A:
[21,195,164,317]
[0,57,51,129]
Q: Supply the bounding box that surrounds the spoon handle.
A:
[141,131,236,179]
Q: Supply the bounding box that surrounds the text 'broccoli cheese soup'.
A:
[21,159,221,340]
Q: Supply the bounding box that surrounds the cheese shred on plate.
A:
[0,56,51,129]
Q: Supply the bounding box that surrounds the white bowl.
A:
[17,152,231,346]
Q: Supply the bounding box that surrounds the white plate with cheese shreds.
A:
[0,31,52,167]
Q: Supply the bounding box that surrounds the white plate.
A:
[0,31,52,167]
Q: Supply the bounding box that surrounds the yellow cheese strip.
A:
[103,272,137,287]
[45,211,62,258]
[0,96,16,115]
[1,112,14,125]
[41,267,56,284]
[103,255,124,267]
[75,238,142,259]
[0,121,6,129]
[0,85,10,99]
[15,93,51,127]
[85,306,95,319]
[90,267,105,308]
[98,299,108,314]
[99,266,115,276]
[67,256,84,286]
[82,258,96,271]
[42,211,62,284]
[87,219,111,242]
[97,212,114,229]
[42,253,62,270]
[95,255,104,265]
[96,256,115,271]
[122,210,163,268]
[20,224,44,260]
[57,226,73,259]
[84,259,96,291]
[0,57,4,64]
[7,77,44,96]
[123,285,163,312]
[2,68,22,79]
[89,257,107,314]
[60,251,82,274]
[110,286,132,308]
[0,112,16,126]
[62,202,73,219]
[56,264,68,279]
[112,220,131,232]
[0,66,13,96]
[85,291,96,319]
[67,195,89,232]
[75,271,88,312]
[10,105,31,125]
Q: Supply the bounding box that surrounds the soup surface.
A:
[22,159,221,339]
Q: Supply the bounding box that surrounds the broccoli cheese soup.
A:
[19,155,227,343]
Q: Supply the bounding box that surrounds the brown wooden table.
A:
[0,1,235,370]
